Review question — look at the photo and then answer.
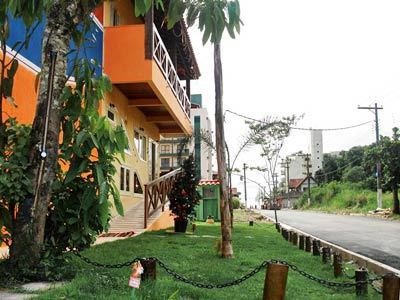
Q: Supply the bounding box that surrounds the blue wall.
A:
[7,16,103,75]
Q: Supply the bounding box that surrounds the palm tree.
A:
[168,0,242,258]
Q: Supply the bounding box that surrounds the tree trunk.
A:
[10,0,93,268]
[393,183,400,214]
[214,43,233,258]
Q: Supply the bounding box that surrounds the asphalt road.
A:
[258,209,400,270]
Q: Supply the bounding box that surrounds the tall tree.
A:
[167,0,242,258]
[378,128,400,214]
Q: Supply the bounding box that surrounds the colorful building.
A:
[3,0,200,216]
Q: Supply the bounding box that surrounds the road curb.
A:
[263,214,400,276]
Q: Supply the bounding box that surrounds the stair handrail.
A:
[144,168,183,228]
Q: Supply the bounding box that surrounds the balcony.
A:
[104,24,192,135]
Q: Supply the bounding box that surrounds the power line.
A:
[225,110,373,132]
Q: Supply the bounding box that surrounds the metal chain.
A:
[271,260,364,288]
[153,257,268,289]
[71,251,392,291]
[72,250,140,269]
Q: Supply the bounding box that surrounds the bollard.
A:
[140,258,157,281]
[249,221,254,226]
[299,235,305,250]
[288,231,293,242]
[276,223,280,232]
[305,236,312,252]
[333,252,343,278]
[282,229,287,240]
[263,263,289,300]
[312,240,320,256]
[291,232,298,246]
[382,273,400,300]
[322,247,331,264]
[355,268,368,297]
[285,230,289,241]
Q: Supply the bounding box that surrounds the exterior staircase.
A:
[107,200,164,236]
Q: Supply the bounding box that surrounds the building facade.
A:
[3,0,200,214]
[310,129,323,175]
[160,94,213,180]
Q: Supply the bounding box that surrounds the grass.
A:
[33,216,380,300]
[295,181,394,215]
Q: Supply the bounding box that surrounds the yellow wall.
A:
[104,85,161,215]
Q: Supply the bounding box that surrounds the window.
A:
[107,105,116,122]
[134,173,143,194]
[134,130,147,160]
[120,167,130,192]
[161,158,170,168]
[161,145,170,154]
[110,3,120,26]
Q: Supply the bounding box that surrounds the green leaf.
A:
[95,164,105,187]
[99,181,108,204]
[7,59,18,78]
[111,182,124,216]
[98,200,109,228]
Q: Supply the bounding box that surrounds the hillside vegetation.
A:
[294,182,392,214]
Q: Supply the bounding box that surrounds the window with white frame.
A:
[161,145,171,154]
[120,166,130,192]
[107,104,116,122]
[161,158,170,168]
[134,130,147,160]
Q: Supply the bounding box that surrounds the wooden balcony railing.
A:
[144,168,183,228]
[153,24,191,117]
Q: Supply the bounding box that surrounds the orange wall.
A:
[2,54,38,124]
[104,25,151,84]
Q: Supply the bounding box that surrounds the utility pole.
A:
[358,103,383,208]
[303,154,312,206]
[243,163,248,208]
[281,158,291,208]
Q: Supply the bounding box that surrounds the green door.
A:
[203,199,218,220]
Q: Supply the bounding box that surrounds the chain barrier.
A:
[72,250,140,269]
[71,251,391,291]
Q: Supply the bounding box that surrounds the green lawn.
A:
[36,221,380,300]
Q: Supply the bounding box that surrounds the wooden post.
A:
[299,235,305,250]
[276,223,280,232]
[140,259,157,281]
[263,263,289,300]
[382,273,400,300]
[144,185,149,228]
[249,221,254,226]
[355,269,368,297]
[312,240,320,256]
[322,247,331,264]
[291,232,298,246]
[305,236,312,252]
[333,252,343,278]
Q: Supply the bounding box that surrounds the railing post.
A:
[144,184,149,228]
[263,263,289,300]
[355,268,368,297]
[322,247,331,264]
[305,236,312,252]
[140,258,157,281]
[291,232,298,246]
[383,273,400,300]
[299,235,305,250]
[333,252,343,278]
[312,240,320,256]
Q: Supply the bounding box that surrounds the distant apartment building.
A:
[160,94,213,180]
[310,129,323,175]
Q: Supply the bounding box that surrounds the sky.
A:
[188,0,400,206]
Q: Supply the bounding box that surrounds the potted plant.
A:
[169,155,201,232]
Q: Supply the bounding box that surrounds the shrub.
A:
[232,197,241,209]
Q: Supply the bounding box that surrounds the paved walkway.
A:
[258,209,400,270]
